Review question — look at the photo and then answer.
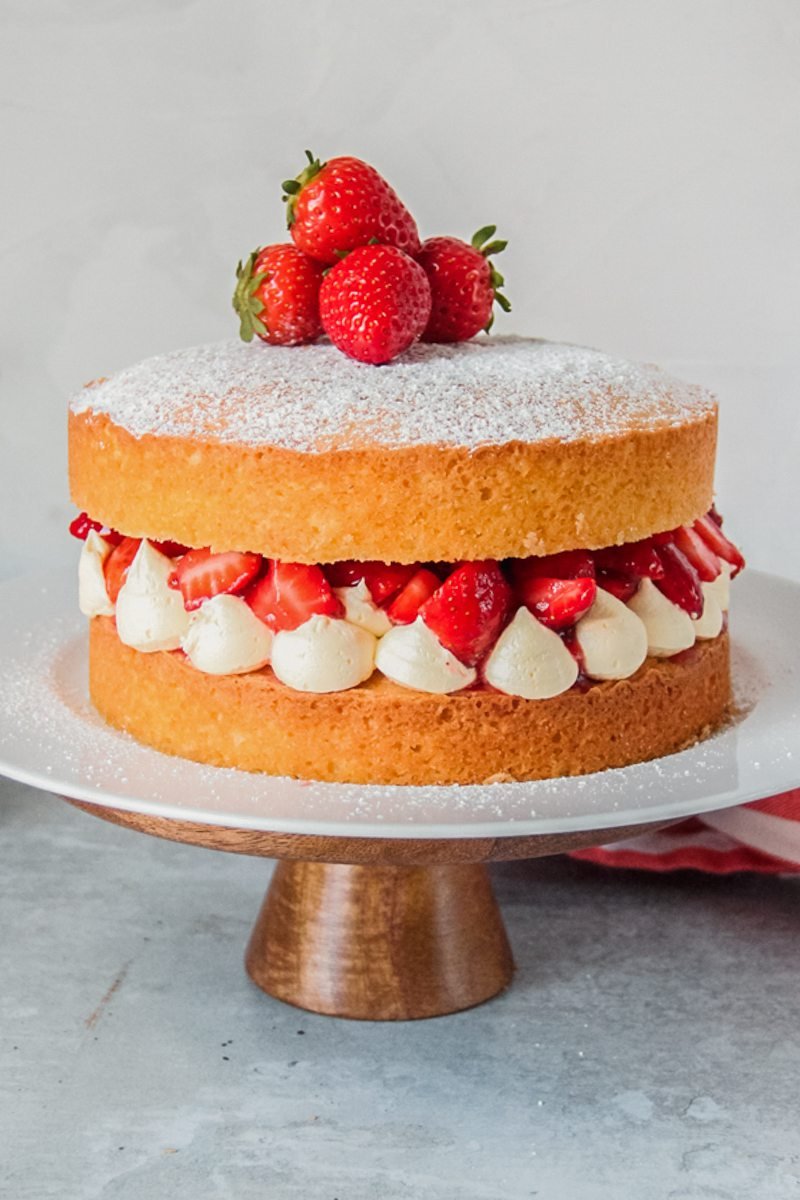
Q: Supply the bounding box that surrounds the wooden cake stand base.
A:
[68,800,667,1020]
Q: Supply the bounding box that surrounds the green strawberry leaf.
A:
[471,224,496,250]
[485,258,512,332]
[282,150,325,228]
[488,262,505,291]
[232,250,270,343]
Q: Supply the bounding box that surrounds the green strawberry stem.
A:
[232,250,269,343]
[471,226,511,330]
[282,150,325,228]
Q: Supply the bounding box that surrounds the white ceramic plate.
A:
[0,568,797,839]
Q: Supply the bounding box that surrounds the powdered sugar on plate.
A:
[70,336,715,453]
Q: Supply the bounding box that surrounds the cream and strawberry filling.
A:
[71,508,742,700]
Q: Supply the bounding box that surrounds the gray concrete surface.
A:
[1,776,798,1199]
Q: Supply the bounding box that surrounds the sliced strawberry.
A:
[421,560,512,666]
[104,537,141,604]
[69,511,103,541]
[363,563,418,604]
[385,568,441,625]
[508,549,595,584]
[693,513,745,576]
[708,504,723,527]
[672,525,721,582]
[246,560,343,632]
[422,562,450,580]
[169,547,263,612]
[324,560,373,589]
[594,538,664,580]
[654,543,704,617]
[596,569,640,603]
[517,576,597,631]
[510,550,598,627]
[69,512,123,546]
[152,538,190,558]
[324,560,417,605]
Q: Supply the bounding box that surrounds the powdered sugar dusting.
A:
[70,336,715,452]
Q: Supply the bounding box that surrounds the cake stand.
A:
[1,568,798,1020]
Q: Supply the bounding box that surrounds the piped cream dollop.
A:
[334,581,392,637]
[375,617,476,694]
[693,589,723,640]
[694,564,732,640]
[574,587,648,680]
[271,615,375,693]
[484,607,578,699]
[181,594,272,674]
[627,578,695,657]
[704,561,731,612]
[115,539,191,652]
[78,529,114,617]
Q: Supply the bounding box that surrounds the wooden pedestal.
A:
[245,861,513,1019]
[67,800,668,1020]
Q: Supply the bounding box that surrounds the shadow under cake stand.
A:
[1,568,799,1020]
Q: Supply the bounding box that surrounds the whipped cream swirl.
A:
[116,540,190,652]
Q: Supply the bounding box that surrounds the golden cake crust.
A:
[69,412,716,564]
[89,617,731,786]
[68,338,717,562]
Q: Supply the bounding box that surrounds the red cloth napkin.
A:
[571,789,800,874]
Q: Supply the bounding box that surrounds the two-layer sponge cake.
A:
[68,335,742,784]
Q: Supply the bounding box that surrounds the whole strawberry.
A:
[417,226,511,343]
[319,244,432,365]
[233,244,324,344]
[282,152,421,265]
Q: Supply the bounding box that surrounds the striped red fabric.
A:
[571,789,800,874]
